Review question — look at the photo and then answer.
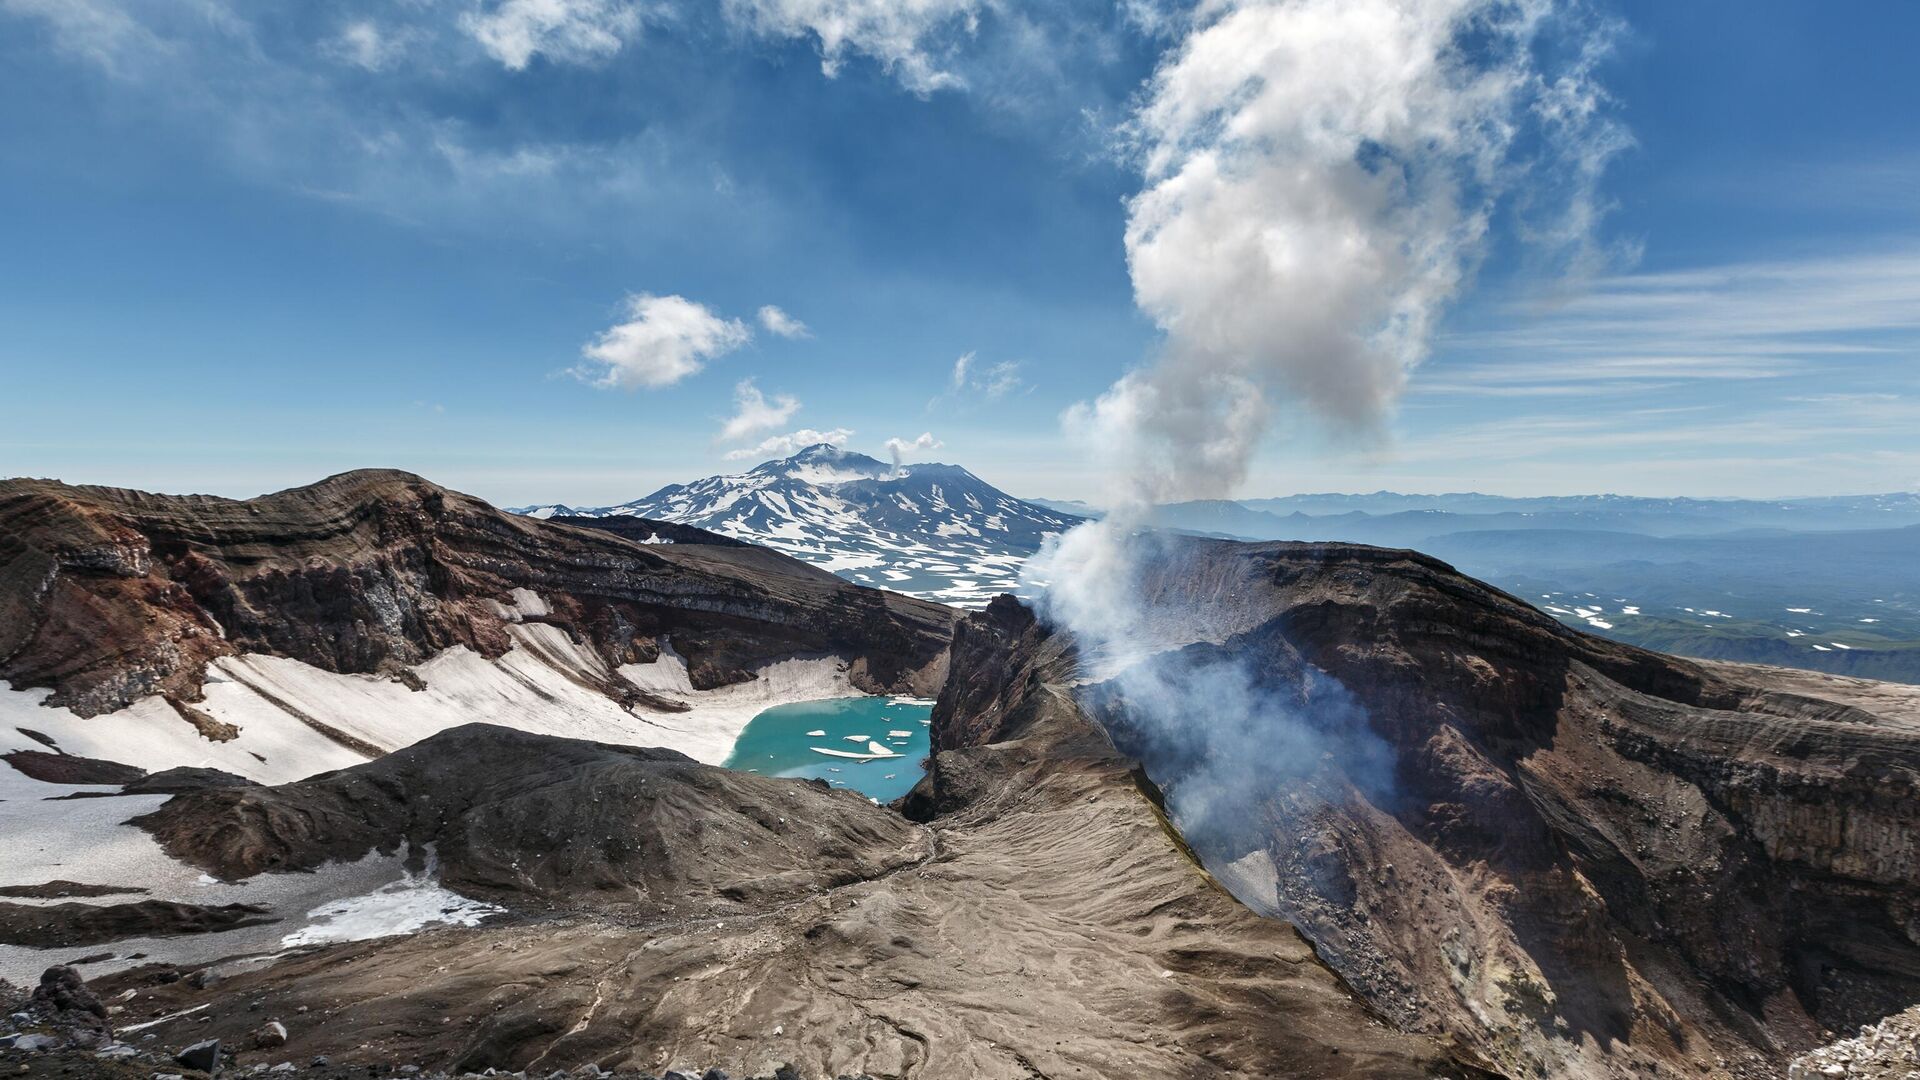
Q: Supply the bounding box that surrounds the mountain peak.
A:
[752,444,893,485]
[788,442,865,462]
[530,449,1080,606]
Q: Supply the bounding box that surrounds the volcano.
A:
[926,539,1920,1077]
[510,444,1082,606]
[3,470,1918,1079]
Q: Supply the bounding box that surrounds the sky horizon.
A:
[4,0,1918,506]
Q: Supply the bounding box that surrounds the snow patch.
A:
[2,629,859,787]
[279,855,501,948]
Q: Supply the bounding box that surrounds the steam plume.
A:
[1025,0,1624,898]
[1036,0,1626,590]
[884,431,943,473]
[1074,0,1625,509]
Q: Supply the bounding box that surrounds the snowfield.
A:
[0,752,506,984]
[2,624,852,788]
[0,589,866,980]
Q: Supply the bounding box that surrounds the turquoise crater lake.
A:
[722,697,934,802]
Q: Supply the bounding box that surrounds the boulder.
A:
[185,969,220,990]
[20,965,111,1047]
[176,1038,222,1073]
[27,965,105,1021]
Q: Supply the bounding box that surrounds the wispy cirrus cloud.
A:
[323,19,415,71]
[719,0,983,94]
[0,0,1142,250]
[948,351,1022,398]
[1266,391,1920,498]
[462,0,645,70]
[2,0,164,74]
[1427,248,1920,396]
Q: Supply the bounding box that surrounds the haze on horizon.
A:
[3,0,1918,506]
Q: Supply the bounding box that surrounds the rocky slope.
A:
[0,900,274,949]
[62,719,1467,1079]
[923,539,1920,1078]
[0,469,954,740]
[0,476,1480,1075]
[131,724,930,917]
[515,445,1080,606]
[1787,1003,1920,1078]
[14,470,1920,1078]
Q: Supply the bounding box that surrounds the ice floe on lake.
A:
[810,741,901,760]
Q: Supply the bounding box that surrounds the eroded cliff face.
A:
[931,542,1920,1080]
[0,470,955,717]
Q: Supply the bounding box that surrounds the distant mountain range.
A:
[1028,491,1920,540]
[1106,493,1920,684]
[515,462,1920,682]
[1230,490,1920,528]
[511,444,1079,606]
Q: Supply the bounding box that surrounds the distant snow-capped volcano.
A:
[511,444,1082,605]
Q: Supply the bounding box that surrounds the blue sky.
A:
[2,0,1917,505]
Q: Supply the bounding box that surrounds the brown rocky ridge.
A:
[130,724,931,915]
[922,538,1920,1078]
[0,469,955,720]
[0,901,275,949]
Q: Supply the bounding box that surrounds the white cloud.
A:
[462,0,643,70]
[578,293,751,389]
[718,378,802,441]
[720,0,982,94]
[948,351,1022,398]
[1073,0,1626,506]
[757,305,811,339]
[324,20,410,71]
[723,427,854,460]
[888,431,942,451]
[883,431,943,467]
[1118,0,1186,40]
[1,0,167,76]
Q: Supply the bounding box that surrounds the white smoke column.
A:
[1063,0,1622,513]
[884,431,943,474]
[1036,0,1623,582]
[1025,0,1623,880]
